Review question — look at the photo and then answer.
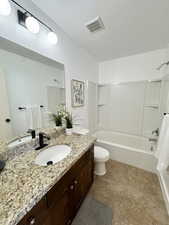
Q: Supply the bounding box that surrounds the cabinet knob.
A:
[28,216,36,225]
[69,184,74,190]
[74,180,78,185]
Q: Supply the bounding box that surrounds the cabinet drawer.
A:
[18,197,48,225]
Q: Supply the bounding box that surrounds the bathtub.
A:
[93,130,157,173]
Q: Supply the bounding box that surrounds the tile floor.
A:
[90,160,169,225]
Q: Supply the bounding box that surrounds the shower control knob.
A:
[5,118,11,123]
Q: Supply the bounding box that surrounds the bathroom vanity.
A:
[0,133,96,225]
[17,145,94,225]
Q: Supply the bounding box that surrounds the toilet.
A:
[94,146,110,176]
[73,128,110,175]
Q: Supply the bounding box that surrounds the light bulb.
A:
[0,0,11,16]
[25,16,40,34]
[48,32,58,45]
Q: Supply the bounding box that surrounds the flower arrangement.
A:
[64,112,73,129]
[51,105,73,135]
[64,111,73,135]
[51,105,66,126]
[52,113,62,126]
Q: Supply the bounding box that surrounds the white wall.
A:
[0,0,98,129]
[99,49,166,84]
[0,69,12,141]
[98,81,162,136]
[98,49,167,136]
[99,82,146,135]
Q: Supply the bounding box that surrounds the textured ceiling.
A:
[33,0,169,61]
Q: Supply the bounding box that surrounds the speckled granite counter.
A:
[0,134,96,225]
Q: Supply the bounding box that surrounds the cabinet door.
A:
[42,215,52,225]
[17,197,50,225]
[18,215,51,225]
[79,160,93,197]
[49,190,70,225]
[69,159,94,217]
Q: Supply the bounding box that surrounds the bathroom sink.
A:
[35,145,71,166]
[8,136,32,149]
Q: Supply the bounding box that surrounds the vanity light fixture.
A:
[17,10,40,34]
[3,0,58,44]
[25,16,40,34]
[0,0,11,16]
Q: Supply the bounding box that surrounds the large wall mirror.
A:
[0,38,65,142]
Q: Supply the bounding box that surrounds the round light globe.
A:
[0,0,11,16]
[48,32,58,45]
[25,16,40,34]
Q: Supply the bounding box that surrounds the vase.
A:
[55,121,62,127]
[66,128,72,135]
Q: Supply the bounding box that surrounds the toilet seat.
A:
[94,146,110,162]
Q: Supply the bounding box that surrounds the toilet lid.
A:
[94,146,109,161]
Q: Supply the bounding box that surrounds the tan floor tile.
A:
[90,160,169,225]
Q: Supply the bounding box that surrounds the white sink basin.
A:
[8,136,32,149]
[35,145,71,166]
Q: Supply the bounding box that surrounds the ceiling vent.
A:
[85,16,105,33]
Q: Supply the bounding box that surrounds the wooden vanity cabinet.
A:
[17,145,94,225]
[48,145,94,225]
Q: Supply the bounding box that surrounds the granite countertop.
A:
[0,134,96,225]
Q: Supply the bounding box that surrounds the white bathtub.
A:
[93,130,157,173]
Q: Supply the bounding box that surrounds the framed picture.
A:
[71,79,85,107]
